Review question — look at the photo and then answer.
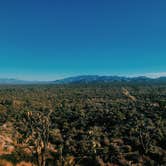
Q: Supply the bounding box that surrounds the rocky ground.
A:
[0,123,33,166]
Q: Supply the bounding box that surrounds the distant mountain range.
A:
[53,75,166,84]
[0,75,166,85]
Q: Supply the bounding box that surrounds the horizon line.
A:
[0,72,166,82]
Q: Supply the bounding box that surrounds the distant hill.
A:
[0,76,166,85]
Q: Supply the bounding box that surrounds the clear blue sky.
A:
[0,0,166,80]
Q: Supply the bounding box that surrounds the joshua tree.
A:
[15,109,53,166]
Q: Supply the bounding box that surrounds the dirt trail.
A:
[122,87,136,102]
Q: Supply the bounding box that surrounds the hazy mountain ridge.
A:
[0,78,47,85]
[0,76,166,84]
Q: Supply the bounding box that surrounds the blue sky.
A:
[0,0,166,80]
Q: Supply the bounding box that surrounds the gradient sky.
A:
[0,0,166,80]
